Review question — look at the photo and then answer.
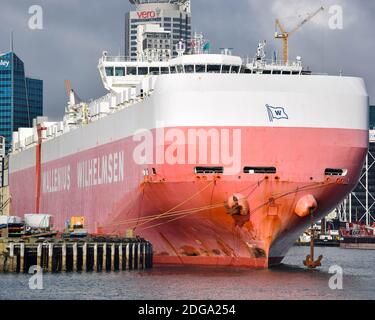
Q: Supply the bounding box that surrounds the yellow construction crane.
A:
[275,6,324,64]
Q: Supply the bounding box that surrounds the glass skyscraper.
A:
[370,105,375,130]
[0,52,43,153]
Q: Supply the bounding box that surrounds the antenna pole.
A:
[10,30,14,52]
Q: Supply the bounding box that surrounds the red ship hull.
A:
[9,126,368,267]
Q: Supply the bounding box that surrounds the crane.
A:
[275,6,324,64]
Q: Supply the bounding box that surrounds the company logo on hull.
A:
[266,104,289,122]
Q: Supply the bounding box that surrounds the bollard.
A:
[73,243,78,272]
[48,243,53,273]
[37,244,42,269]
[93,243,98,272]
[111,244,115,272]
[102,244,107,271]
[119,244,123,271]
[9,243,14,273]
[82,243,87,272]
[126,244,130,270]
[20,243,25,273]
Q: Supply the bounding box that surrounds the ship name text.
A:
[77,151,125,189]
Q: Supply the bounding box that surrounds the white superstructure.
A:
[10,36,365,155]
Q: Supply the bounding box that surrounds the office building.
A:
[125,0,191,59]
[0,51,43,152]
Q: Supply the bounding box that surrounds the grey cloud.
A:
[0,0,374,120]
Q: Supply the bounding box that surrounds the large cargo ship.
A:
[7,4,369,268]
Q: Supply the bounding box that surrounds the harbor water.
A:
[0,246,374,300]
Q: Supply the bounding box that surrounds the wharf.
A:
[0,236,153,273]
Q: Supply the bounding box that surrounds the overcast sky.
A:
[0,0,374,120]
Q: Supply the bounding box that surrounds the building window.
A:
[161,67,169,74]
[150,67,160,75]
[195,65,206,73]
[231,66,240,74]
[105,67,114,76]
[207,65,221,73]
[138,67,148,75]
[127,67,137,75]
[222,65,231,74]
[184,65,194,73]
[170,66,177,74]
[115,67,125,77]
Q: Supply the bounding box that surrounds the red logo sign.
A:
[137,11,156,19]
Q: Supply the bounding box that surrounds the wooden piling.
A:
[102,243,107,271]
[37,244,42,269]
[132,243,135,270]
[2,238,152,274]
[48,243,53,273]
[82,243,87,272]
[73,243,78,272]
[9,243,14,272]
[111,243,115,271]
[119,244,123,271]
[126,244,130,270]
[20,243,25,273]
[137,243,141,270]
[62,244,67,272]
[143,243,146,270]
[93,243,98,272]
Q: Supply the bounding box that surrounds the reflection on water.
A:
[0,247,374,300]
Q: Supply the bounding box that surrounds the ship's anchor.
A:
[303,210,323,269]
[225,194,249,216]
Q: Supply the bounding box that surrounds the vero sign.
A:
[137,11,157,19]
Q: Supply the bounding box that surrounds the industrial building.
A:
[337,120,375,227]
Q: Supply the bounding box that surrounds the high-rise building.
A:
[125,0,192,59]
[0,52,43,153]
[369,105,375,129]
[136,24,171,61]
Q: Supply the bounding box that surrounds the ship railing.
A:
[101,56,135,63]
[245,58,303,68]
[100,55,170,63]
